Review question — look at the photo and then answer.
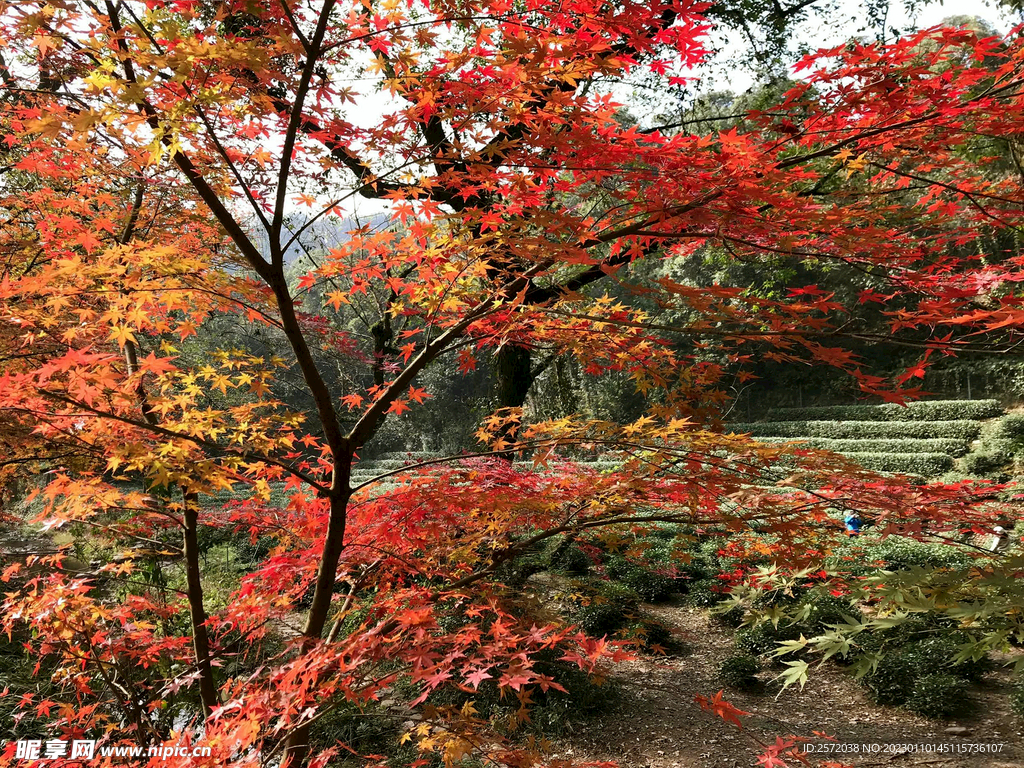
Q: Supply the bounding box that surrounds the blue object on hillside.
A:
[844,513,862,535]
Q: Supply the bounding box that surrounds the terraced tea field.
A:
[729,399,1018,479]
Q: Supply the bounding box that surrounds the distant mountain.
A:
[248,212,393,263]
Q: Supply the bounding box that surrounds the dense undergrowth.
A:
[5,399,1023,765]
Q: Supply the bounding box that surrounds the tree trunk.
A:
[300,491,351,639]
[280,482,351,768]
[123,338,219,717]
[495,344,534,410]
[181,493,219,716]
[370,315,394,389]
[494,344,535,458]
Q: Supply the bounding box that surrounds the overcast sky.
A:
[336,0,1022,222]
[652,0,1019,111]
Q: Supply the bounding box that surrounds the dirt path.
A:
[550,600,1023,768]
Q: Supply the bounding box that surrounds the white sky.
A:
[334,0,1021,222]
[710,0,1019,94]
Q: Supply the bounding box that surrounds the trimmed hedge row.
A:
[729,420,981,441]
[754,437,969,456]
[825,537,976,574]
[996,414,1024,441]
[753,399,1001,423]
[842,452,955,476]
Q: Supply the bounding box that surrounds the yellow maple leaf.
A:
[326,290,349,309]
[109,324,136,347]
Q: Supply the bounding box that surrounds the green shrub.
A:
[524,649,616,732]
[745,448,958,476]
[569,581,640,637]
[642,618,675,650]
[433,600,472,634]
[735,622,801,658]
[0,635,63,740]
[308,700,407,758]
[1012,675,1024,720]
[627,568,677,602]
[594,580,643,608]
[842,452,954,476]
[697,536,729,561]
[863,651,918,705]
[753,585,806,609]
[549,543,591,575]
[905,634,992,682]
[996,414,1024,441]
[606,557,676,602]
[753,400,1001,423]
[755,437,970,456]
[644,524,682,542]
[686,579,726,606]
[296,580,316,609]
[711,604,746,628]
[674,559,710,587]
[621,617,676,652]
[667,565,697,591]
[872,539,975,572]
[493,553,546,587]
[960,450,1010,476]
[642,541,680,566]
[523,680,615,736]
[906,674,969,718]
[852,616,942,657]
[729,420,981,441]
[799,594,861,634]
[430,646,616,740]
[565,581,676,653]
[859,628,989,714]
[570,602,624,637]
[232,534,278,565]
[604,555,630,580]
[719,655,760,689]
[196,524,236,553]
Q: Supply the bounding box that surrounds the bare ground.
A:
[549,600,1023,768]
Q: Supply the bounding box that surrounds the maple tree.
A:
[2,1,1024,767]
